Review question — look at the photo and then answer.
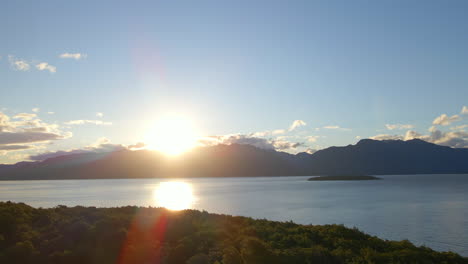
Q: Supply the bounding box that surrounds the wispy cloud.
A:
[96,112,104,117]
[13,113,37,121]
[323,125,351,131]
[252,119,304,137]
[0,111,71,153]
[59,53,87,60]
[307,136,319,142]
[289,120,306,131]
[385,124,414,130]
[8,55,30,71]
[450,124,468,131]
[369,134,404,141]
[36,62,56,73]
[432,106,468,126]
[32,108,40,113]
[462,106,468,115]
[0,145,34,151]
[370,106,468,148]
[64,120,112,126]
[199,134,304,152]
[28,137,132,161]
[432,114,460,126]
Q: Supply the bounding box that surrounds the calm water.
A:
[1,174,467,255]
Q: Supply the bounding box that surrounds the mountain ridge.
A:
[1,139,468,180]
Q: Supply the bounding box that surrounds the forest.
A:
[0,202,466,264]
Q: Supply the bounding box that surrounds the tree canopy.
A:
[0,202,466,264]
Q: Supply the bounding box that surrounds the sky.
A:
[1,0,468,163]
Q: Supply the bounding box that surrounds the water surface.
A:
[1,174,467,255]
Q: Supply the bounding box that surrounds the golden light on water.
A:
[145,115,199,156]
[153,182,194,210]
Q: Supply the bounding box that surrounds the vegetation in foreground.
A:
[0,202,466,264]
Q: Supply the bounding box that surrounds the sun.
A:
[153,182,194,210]
[145,114,199,155]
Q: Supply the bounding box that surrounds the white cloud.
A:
[96,112,104,117]
[432,114,460,126]
[0,111,70,152]
[13,113,37,120]
[28,137,134,161]
[462,106,468,115]
[307,136,319,142]
[450,124,468,131]
[0,145,34,151]
[59,53,87,60]
[64,120,112,126]
[8,55,30,71]
[289,120,306,131]
[32,108,40,113]
[47,112,55,115]
[0,131,65,145]
[272,129,286,135]
[370,125,468,148]
[403,130,424,140]
[323,125,351,131]
[36,62,56,73]
[272,140,304,150]
[385,124,414,130]
[369,134,404,140]
[199,134,304,152]
[305,148,317,154]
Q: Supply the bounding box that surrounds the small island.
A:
[308,175,381,181]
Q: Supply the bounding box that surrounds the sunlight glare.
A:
[153,182,194,210]
[145,115,199,155]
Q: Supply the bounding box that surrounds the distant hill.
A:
[303,139,468,175]
[1,139,468,180]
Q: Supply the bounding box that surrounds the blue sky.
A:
[1,0,467,163]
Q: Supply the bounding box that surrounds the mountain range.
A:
[1,139,467,180]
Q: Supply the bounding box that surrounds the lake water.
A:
[1,174,467,256]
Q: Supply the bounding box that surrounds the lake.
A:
[1,174,467,256]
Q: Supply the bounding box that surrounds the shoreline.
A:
[1,173,468,181]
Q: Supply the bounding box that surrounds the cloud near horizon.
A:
[27,137,142,161]
[323,125,351,131]
[64,120,112,126]
[432,114,461,126]
[0,111,71,155]
[13,113,37,121]
[385,124,414,130]
[432,106,468,126]
[371,106,468,148]
[199,134,304,152]
[370,128,468,148]
[253,120,306,137]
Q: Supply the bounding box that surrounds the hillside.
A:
[0,202,466,264]
[1,139,468,180]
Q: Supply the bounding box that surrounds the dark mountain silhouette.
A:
[1,139,467,180]
[303,139,468,175]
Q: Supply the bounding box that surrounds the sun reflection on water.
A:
[153,182,194,210]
